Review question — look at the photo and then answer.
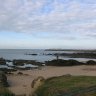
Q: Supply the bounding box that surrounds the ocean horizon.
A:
[0,49,96,62]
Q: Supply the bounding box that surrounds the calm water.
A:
[0,49,96,62]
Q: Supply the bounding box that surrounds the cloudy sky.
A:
[0,0,96,49]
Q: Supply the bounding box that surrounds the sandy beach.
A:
[7,65,96,96]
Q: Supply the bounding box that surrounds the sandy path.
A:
[7,65,96,96]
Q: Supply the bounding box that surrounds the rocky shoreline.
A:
[1,58,96,72]
[43,52,96,59]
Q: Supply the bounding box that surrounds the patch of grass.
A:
[0,87,15,96]
[34,75,96,96]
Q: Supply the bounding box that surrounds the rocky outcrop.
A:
[31,76,45,89]
[86,60,96,65]
[46,59,84,66]
[13,59,42,66]
[26,53,38,56]
[31,76,45,96]
[0,58,6,65]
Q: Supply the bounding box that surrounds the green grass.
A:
[34,75,96,96]
[0,87,15,96]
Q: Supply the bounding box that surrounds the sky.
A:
[0,0,96,49]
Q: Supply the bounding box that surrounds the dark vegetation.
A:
[34,75,96,96]
[0,71,15,96]
[0,71,9,87]
[0,87,15,96]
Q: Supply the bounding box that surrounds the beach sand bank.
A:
[7,65,96,96]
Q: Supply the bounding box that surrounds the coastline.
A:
[7,65,96,96]
[1,49,96,95]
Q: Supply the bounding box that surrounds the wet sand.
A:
[7,65,96,96]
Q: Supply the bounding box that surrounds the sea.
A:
[0,49,96,63]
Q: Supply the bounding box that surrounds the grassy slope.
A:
[0,87,15,96]
[0,71,15,96]
[34,76,96,96]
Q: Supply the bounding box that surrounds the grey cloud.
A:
[0,0,96,39]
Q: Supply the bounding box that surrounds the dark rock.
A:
[31,76,45,88]
[0,58,6,65]
[17,72,23,75]
[0,68,17,73]
[45,59,83,66]
[86,60,96,65]
[26,53,38,55]
[13,59,42,66]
